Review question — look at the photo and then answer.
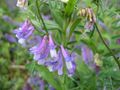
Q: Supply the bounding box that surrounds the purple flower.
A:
[4,34,17,43]
[42,14,51,20]
[22,83,32,90]
[81,45,94,68]
[61,45,76,77]
[45,50,63,75]
[30,35,49,65]
[49,35,57,58]
[13,19,34,45]
[116,38,120,44]
[48,85,56,90]
[60,45,71,61]
[26,35,42,48]
[84,21,94,31]
[28,76,45,90]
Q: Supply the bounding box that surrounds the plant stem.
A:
[95,23,120,69]
[36,0,48,34]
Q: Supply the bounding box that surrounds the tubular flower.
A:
[13,19,34,45]
[49,35,57,58]
[16,0,28,9]
[45,50,63,75]
[30,35,49,65]
[61,45,76,77]
[27,35,42,48]
[4,34,17,43]
[81,45,94,67]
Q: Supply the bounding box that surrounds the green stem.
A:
[62,19,69,46]
[36,0,48,34]
[95,23,120,69]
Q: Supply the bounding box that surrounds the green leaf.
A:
[80,38,98,53]
[49,1,64,28]
[74,31,82,35]
[68,19,81,39]
[50,9,63,28]
[65,0,76,16]
[36,65,62,90]
[67,40,77,45]
[76,60,96,90]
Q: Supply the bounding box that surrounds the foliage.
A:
[0,0,120,90]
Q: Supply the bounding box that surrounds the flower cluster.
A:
[78,8,96,31]
[13,19,76,77]
[14,0,98,77]
[13,19,34,45]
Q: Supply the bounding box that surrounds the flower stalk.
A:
[36,0,48,34]
[95,23,120,69]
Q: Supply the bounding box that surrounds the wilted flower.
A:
[13,19,34,45]
[78,8,96,23]
[16,0,28,9]
[61,45,76,77]
[94,53,103,67]
[94,53,102,73]
[49,35,57,58]
[45,50,63,75]
[30,35,49,65]
[78,8,96,31]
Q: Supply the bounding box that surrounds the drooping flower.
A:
[78,8,96,23]
[13,19,34,45]
[84,21,94,31]
[78,8,96,31]
[61,45,76,77]
[30,35,49,65]
[45,50,63,75]
[49,35,57,58]
[16,0,28,9]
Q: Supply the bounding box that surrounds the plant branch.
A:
[36,0,48,34]
[95,23,120,69]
